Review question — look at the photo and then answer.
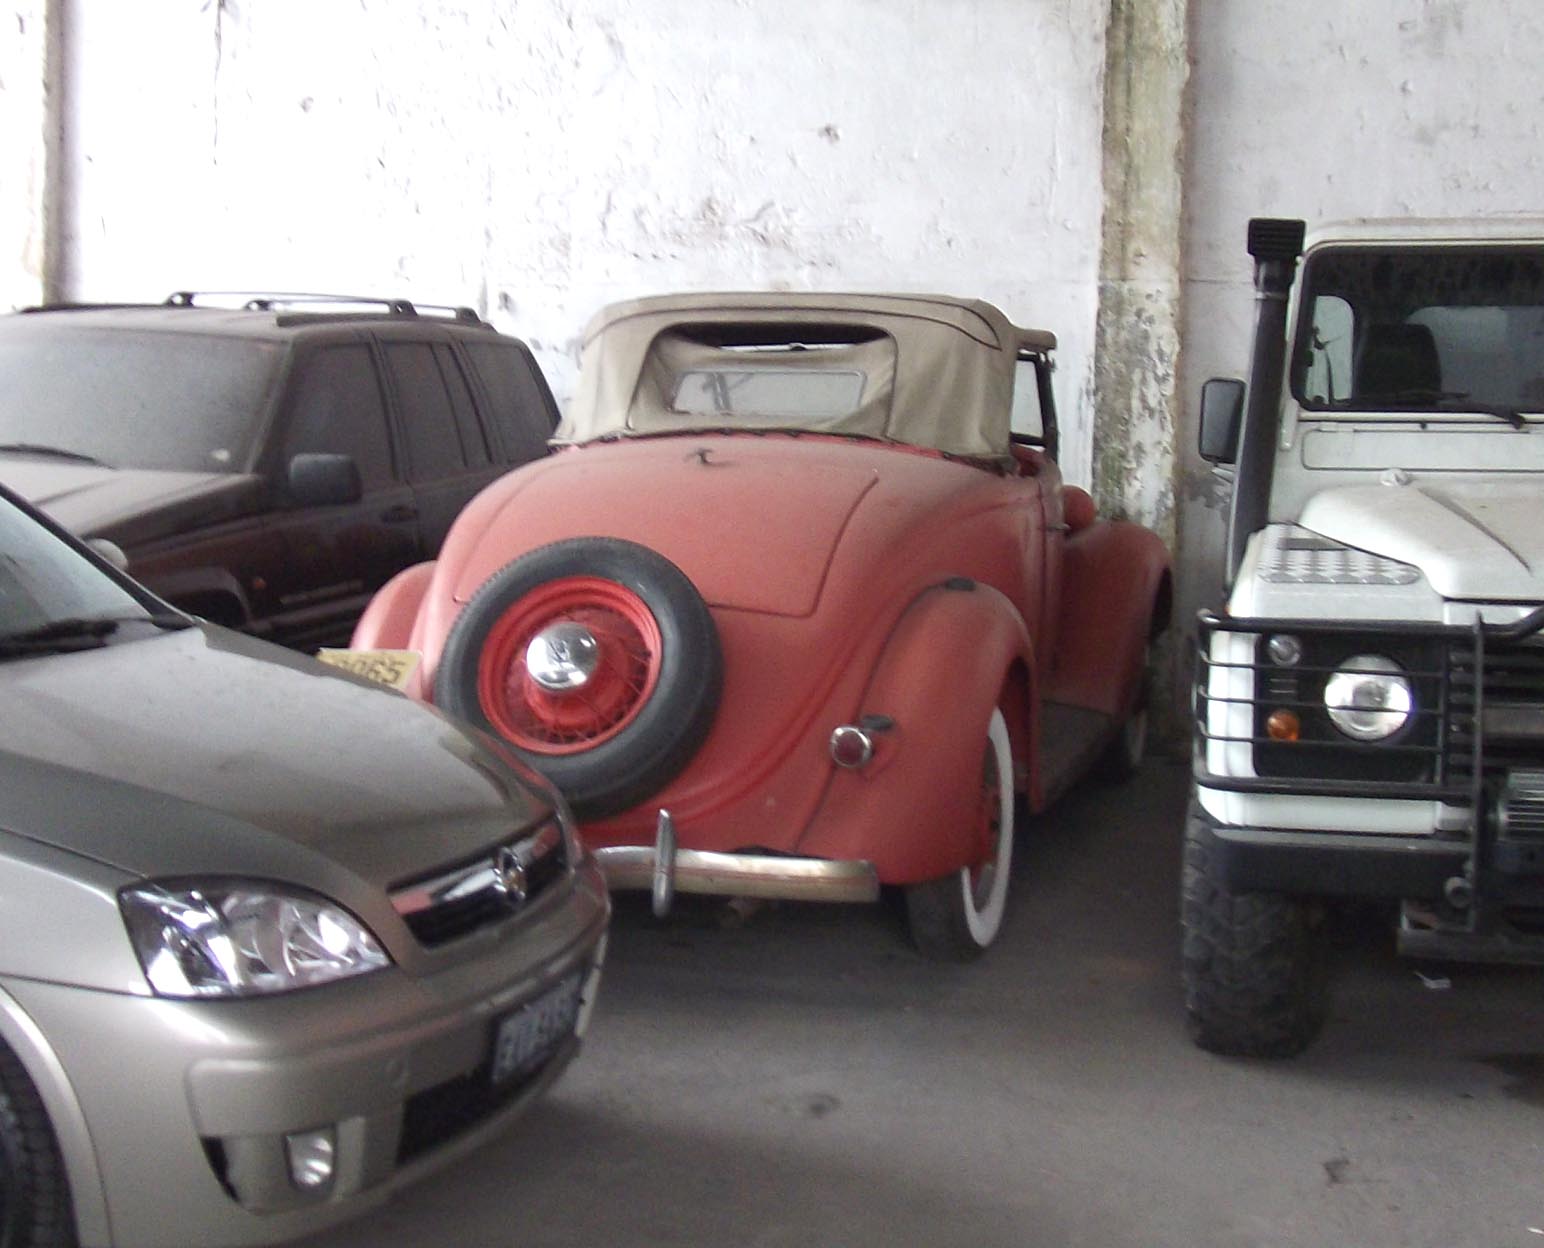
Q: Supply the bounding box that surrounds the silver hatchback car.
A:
[0,485,609,1247]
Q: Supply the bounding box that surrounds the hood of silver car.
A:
[0,624,554,889]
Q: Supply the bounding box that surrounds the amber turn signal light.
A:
[1265,709,1301,742]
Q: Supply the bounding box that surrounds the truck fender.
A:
[0,985,109,1247]
[1049,519,1171,716]
[798,580,1035,885]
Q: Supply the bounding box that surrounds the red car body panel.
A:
[352,293,1171,918]
[358,431,1162,882]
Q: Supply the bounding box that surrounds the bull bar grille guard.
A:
[1193,606,1544,813]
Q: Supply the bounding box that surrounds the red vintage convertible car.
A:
[348,293,1170,958]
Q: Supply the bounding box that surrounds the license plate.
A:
[490,973,584,1086]
[314,648,421,691]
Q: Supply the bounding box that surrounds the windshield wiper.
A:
[0,443,109,466]
[0,613,189,657]
[1332,390,1528,430]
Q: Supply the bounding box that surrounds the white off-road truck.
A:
[1185,217,1544,1056]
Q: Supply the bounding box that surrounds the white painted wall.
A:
[58,0,1112,482]
[1179,0,1544,615]
[1,2,50,308]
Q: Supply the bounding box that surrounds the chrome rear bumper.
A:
[592,811,881,915]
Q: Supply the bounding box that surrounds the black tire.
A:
[1097,657,1151,782]
[1180,802,1330,1057]
[435,537,721,821]
[0,1043,75,1248]
[906,707,1016,961]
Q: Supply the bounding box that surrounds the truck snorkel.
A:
[1224,217,1306,583]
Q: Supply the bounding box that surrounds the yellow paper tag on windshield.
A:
[315,648,421,692]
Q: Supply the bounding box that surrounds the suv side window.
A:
[464,341,556,464]
[435,343,492,468]
[281,345,395,489]
[385,341,466,482]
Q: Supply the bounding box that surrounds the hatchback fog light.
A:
[285,1126,336,1191]
[1324,654,1412,741]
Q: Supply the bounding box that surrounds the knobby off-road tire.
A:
[435,538,721,821]
[907,707,1016,961]
[0,1042,75,1248]
[1180,802,1330,1057]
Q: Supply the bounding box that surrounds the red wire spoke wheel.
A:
[435,538,722,821]
[476,576,663,753]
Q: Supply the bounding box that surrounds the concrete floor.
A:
[304,759,1544,1248]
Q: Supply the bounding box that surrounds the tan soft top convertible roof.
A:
[556,292,1055,461]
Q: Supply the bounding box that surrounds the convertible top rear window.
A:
[670,368,866,419]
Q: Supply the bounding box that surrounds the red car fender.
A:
[1047,519,1171,717]
[797,579,1035,885]
[349,560,437,699]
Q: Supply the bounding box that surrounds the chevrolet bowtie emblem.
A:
[492,845,530,905]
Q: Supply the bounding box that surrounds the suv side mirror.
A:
[1198,378,1246,464]
[287,453,362,506]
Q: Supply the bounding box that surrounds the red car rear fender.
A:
[1046,519,1171,716]
[350,560,437,698]
[797,579,1035,885]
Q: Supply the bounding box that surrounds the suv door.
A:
[264,341,419,648]
[382,339,510,557]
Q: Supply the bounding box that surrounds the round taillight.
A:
[829,726,874,769]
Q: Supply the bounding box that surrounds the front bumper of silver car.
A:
[2,861,608,1248]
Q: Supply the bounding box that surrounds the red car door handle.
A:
[380,503,418,523]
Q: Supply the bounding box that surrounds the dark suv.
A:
[0,292,558,649]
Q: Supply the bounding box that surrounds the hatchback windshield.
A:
[1292,244,1544,415]
[0,491,165,639]
[0,324,279,471]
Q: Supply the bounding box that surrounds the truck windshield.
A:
[0,324,280,472]
[1291,244,1544,417]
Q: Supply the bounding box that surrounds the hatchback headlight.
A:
[1323,654,1413,741]
[121,881,391,998]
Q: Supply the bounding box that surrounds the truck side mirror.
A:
[1198,378,1246,464]
[287,453,362,506]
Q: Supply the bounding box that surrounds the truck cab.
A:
[1184,217,1544,1055]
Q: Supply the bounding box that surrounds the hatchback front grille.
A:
[389,817,569,947]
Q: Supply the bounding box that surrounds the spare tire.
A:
[434,537,722,820]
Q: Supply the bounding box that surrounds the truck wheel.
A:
[435,538,721,821]
[906,707,1015,960]
[0,1043,75,1248]
[1180,802,1329,1057]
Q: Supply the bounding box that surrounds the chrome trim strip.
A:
[390,821,564,918]
[593,845,881,904]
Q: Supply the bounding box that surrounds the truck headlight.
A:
[1323,654,1413,741]
[121,881,391,998]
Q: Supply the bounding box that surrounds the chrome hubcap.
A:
[525,622,601,691]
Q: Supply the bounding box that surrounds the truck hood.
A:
[0,456,262,544]
[1300,481,1544,601]
[0,624,552,890]
[456,436,883,616]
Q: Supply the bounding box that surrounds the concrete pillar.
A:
[1090,0,1188,542]
[1,0,62,308]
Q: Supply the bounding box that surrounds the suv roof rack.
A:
[163,291,487,324]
